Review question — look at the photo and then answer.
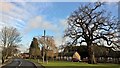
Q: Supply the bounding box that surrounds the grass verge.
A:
[26,59,120,68]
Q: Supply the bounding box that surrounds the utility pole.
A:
[42,30,48,63]
[42,30,45,63]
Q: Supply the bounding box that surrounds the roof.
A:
[73,52,80,60]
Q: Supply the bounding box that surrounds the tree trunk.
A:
[88,44,97,64]
[2,57,4,64]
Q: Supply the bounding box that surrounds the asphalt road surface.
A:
[2,59,42,68]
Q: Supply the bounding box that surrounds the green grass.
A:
[26,59,120,68]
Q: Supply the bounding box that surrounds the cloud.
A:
[0,2,53,29]
[25,16,58,33]
[98,0,120,2]
[0,0,50,2]
[0,2,28,29]
[0,2,13,12]
[0,0,120,2]
[53,19,68,46]
[24,17,69,47]
[23,15,64,47]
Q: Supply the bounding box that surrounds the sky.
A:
[0,0,119,52]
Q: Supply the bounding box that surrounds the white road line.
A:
[18,61,22,66]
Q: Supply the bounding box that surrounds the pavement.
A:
[1,59,43,68]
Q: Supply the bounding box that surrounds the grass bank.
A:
[26,59,120,68]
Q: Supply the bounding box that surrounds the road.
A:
[1,59,42,68]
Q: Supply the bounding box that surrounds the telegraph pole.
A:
[42,30,48,63]
[42,30,46,63]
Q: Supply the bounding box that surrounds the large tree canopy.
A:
[64,2,119,64]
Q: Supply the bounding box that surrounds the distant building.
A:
[72,52,81,62]
[21,53,30,59]
[63,51,81,62]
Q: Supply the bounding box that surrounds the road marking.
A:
[18,61,22,66]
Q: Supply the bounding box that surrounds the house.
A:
[21,53,30,59]
[72,52,81,62]
[63,45,88,60]
[58,51,81,62]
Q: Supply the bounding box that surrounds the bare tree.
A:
[0,26,22,63]
[2,45,19,58]
[0,27,21,47]
[38,36,58,53]
[64,2,119,64]
[38,36,58,61]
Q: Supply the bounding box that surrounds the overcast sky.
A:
[0,0,119,52]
